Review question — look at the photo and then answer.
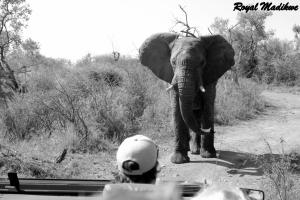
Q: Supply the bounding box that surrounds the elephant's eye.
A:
[171,58,176,65]
[200,60,206,66]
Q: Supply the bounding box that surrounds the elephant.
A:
[139,33,235,164]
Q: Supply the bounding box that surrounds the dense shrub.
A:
[1,96,41,139]
[86,83,136,142]
[88,70,123,87]
[0,91,63,140]
[0,55,268,149]
[1,104,37,140]
[140,79,171,130]
[254,38,300,86]
[28,70,57,92]
[258,141,299,200]
[2,59,152,143]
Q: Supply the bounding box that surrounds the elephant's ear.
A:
[139,33,178,83]
[202,35,235,85]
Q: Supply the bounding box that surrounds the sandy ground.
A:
[157,90,300,190]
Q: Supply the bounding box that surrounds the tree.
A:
[230,11,273,78]
[292,24,300,39]
[7,38,43,88]
[75,53,93,68]
[236,12,273,77]
[292,24,300,50]
[171,5,200,38]
[210,17,230,38]
[0,0,31,103]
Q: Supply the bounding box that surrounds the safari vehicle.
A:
[0,172,264,200]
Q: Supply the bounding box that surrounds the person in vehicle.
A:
[113,134,160,184]
[103,134,259,200]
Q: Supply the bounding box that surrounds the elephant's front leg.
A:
[200,83,217,158]
[190,91,202,154]
[170,87,190,164]
[190,109,202,154]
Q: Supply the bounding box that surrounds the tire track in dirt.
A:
[157,90,300,189]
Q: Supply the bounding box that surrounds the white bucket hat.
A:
[116,135,159,175]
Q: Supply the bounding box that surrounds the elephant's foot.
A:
[200,133,216,158]
[170,151,190,164]
[190,142,200,154]
[200,148,216,158]
[189,132,200,154]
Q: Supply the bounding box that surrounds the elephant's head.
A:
[139,33,235,134]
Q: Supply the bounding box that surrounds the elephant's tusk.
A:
[200,86,205,93]
[200,127,211,133]
[166,84,175,92]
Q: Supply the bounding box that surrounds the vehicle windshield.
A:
[1,2,300,200]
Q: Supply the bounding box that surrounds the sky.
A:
[23,0,300,62]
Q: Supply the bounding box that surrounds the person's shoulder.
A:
[102,183,181,200]
[191,184,248,200]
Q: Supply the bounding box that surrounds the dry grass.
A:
[215,77,266,125]
[255,141,300,200]
[0,131,117,179]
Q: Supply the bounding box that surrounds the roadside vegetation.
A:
[255,141,300,200]
[0,56,266,178]
[0,2,300,199]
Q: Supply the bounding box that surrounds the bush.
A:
[88,70,123,87]
[273,54,300,86]
[28,70,57,92]
[140,80,171,130]
[87,85,134,142]
[0,93,56,140]
[257,141,299,200]
[86,66,150,142]
[60,127,114,154]
[255,38,300,86]
[0,58,153,146]
[215,77,265,125]
[257,54,300,86]
[0,55,269,151]
[52,61,151,143]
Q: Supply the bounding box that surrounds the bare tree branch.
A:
[180,30,197,38]
[172,5,200,38]
[0,12,10,35]
[229,22,240,31]
[179,5,189,27]
[110,39,120,61]
[207,28,213,35]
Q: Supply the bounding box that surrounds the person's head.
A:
[116,135,159,184]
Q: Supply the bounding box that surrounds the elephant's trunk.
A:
[176,67,201,134]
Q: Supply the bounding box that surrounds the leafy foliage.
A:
[0,0,31,54]
[258,141,299,200]
[255,38,300,85]
[0,57,151,146]
[0,0,32,102]
[210,13,300,86]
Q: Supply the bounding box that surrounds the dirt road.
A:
[157,90,300,189]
